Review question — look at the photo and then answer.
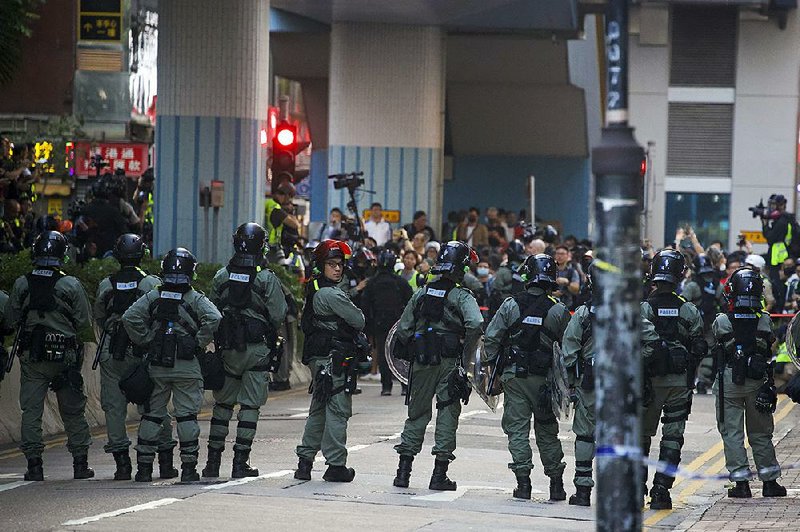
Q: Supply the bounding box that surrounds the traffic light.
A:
[271,120,297,186]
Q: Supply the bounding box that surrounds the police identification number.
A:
[161,291,183,300]
[229,273,251,283]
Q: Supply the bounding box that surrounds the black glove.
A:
[785,373,800,404]
[754,383,778,414]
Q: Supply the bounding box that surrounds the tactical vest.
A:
[23,269,77,362]
[215,265,274,351]
[410,280,466,364]
[646,291,691,376]
[412,280,465,332]
[147,289,200,367]
[25,269,67,319]
[506,292,557,377]
[105,268,147,359]
[724,311,772,383]
[301,278,356,364]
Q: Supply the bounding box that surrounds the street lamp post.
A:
[592,1,646,531]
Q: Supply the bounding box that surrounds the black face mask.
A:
[785,267,795,277]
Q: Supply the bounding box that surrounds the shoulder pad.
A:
[457,286,476,299]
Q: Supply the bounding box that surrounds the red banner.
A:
[73,141,150,177]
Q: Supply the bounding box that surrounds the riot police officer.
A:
[392,241,483,491]
[488,240,526,317]
[681,253,723,394]
[484,253,571,500]
[712,267,786,498]
[122,248,222,482]
[203,223,288,479]
[360,249,413,396]
[95,234,177,480]
[5,231,94,481]
[561,263,661,506]
[295,240,366,482]
[640,249,706,509]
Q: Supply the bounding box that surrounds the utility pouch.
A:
[312,367,333,403]
[440,334,461,359]
[649,341,671,377]
[110,323,130,361]
[244,318,269,344]
[510,347,529,378]
[176,335,198,361]
[746,355,769,381]
[27,325,48,362]
[581,358,595,391]
[413,331,441,366]
[302,333,331,364]
[43,331,69,362]
[152,328,176,368]
[119,363,154,405]
[528,350,552,376]
[343,356,357,395]
[331,350,347,377]
[199,351,225,390]
[668,346,689,375]
[731,354,747,385]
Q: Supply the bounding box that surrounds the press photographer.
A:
[752,194,798,286]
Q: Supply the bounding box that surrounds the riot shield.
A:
[385,320,411,385]
[464,337,500,412]
[550,343,572,420]
[787,313,800,370]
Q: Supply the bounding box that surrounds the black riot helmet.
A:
[377,249,398,270]
[506,239,525,263]
[233,222,266,256]
[113,233,148,266]
[32,230,68,267]
[431,241,478,279]
[726,267,763,309]
[521,253,557,288]
[693,253,715,276]
[161,247,197,286]
[649,249,686,285]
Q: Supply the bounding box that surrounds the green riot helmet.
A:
[32,230,68,267]
[432,241,478,278]
[233,222,266,256]
[649,249,686,285]
[521,253,557,288]
[506,239,525,263]
[161,247,197,286]
[726,267,763,309]
[113,233,147,266]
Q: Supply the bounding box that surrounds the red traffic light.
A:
[275,122,296,148]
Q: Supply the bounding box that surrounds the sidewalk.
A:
[683,411,800,531]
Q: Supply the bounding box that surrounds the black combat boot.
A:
[73,455,95,480]
[727,481,752,498]
[393,455,413,488]
[181,462,200,482]
[323,465,356,482]
[135,462,153,482]
[429,460,457,491]
[513,472,532,499]
[158,450,179,479]
[202,448,223,478]
[112,451,132,481]
[549,476,566,501]
[232,449,259,478]
[24,457,44,481]
[294,458,313,480]
[762,480,787,497]
[649,484,672,509]
[569,485,592,507]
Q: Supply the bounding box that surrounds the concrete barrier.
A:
[0,325,311,447]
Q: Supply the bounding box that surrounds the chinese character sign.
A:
[73,142,150,177]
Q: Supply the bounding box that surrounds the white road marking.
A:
[459,410,488,420]
[289,412,309,418]
[202,469,293,490]
[347,444,369,452]
[0,473,23,479]
[61,498,181,526]
[0,480,32,493]
[411,485,525,502]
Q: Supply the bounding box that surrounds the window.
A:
[664,192,730,247]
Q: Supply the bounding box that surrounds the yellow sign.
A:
[363,209,401,223]
[739,230,767,244]
[47,199,63,218]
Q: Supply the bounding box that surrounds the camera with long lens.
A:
[329,171,365,191]
[748,198,780,220]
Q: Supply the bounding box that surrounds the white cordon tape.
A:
[596,445,793,481]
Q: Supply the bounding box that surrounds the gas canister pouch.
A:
[176,335,198,361]
[312,366,333,403]
[151,327,177,368]
[746,355,769,381]
[110,323,131,361]
[302,332,331,364]
[244,317,269,344]
[511,347,550,377]
[668,346,689,375]
[440,334,461,359]
[413,330,441,366]
[41,329,70,362]
[648,341,672,377]
[731,349,748,386]
[509,347,529,378]
[218,313,247,352]
[581,358,595,391]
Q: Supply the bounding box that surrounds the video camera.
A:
[329,171,365,191]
